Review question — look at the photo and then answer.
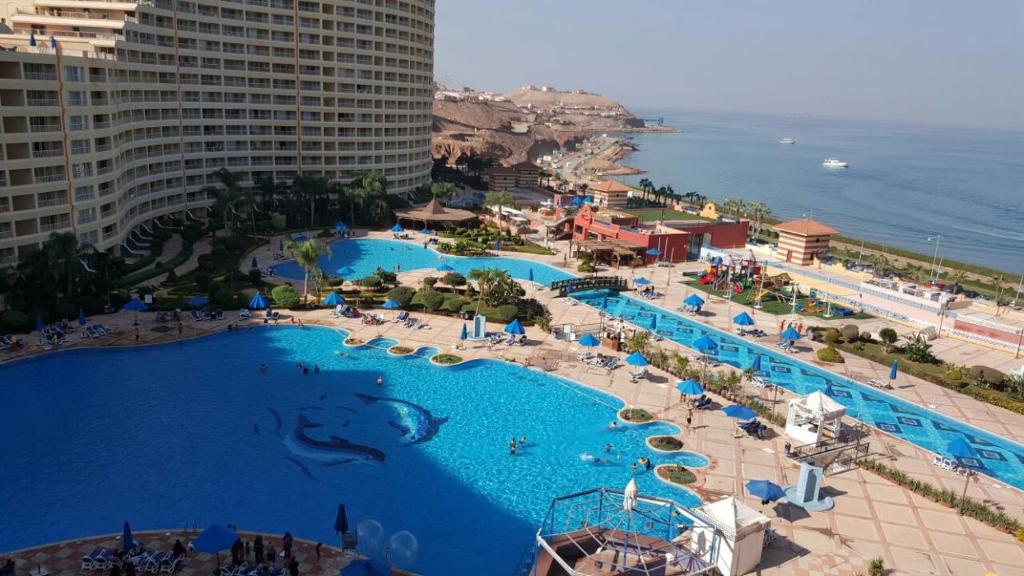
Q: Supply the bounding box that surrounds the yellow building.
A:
[0,0,435,265]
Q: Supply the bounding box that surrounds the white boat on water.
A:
[822,158,849,169]
[779,138,796,145]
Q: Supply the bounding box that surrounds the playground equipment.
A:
[698,253,762,295]
[752,272,791,307]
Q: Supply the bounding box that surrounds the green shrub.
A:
[441,295,468,312]
[413,289,445,311]
[649,436,684,451]
[213,287,235,308]
[271,284,301,308]
[841,324,860,342]
[54,302,77,321]
[442,272,466,287]
[969,365,1005,387]
[620,408,653,423]
[657,464,696,485]
[945,365,964,382]
[433,353,462,365]
[878,327,898,350]
[816,346,844,363]
[823,328,840,345]
[247,269,262,285]
[495,304,519,322]
[421,276,438,289]
[0,310,32,333]
[76,295,104,315]
[356,276,382,289]
[358,292,377,307]
[386,286,416,307]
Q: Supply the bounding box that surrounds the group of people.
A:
[225,532,301,576]
[508,435,528,456]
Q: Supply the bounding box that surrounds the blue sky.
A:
[434,0,1024,129]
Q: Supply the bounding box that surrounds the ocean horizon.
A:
[615,109,1024,275]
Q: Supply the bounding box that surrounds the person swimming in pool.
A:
[604,443,613,453]
[376,375,384,386]
[509,437,517,456]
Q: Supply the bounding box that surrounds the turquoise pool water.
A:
[574,289,1024,490]
[0,327,706,575]
[272,238,573,285]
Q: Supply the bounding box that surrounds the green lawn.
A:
[627,209,705,222]
[686,277,871,319]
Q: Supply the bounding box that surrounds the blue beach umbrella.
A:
[579,333,600,348]
[781,326,802,341]
[391,223,404,233]
[495,238,502,251]
[824,383,835,396]
[889,360,899,382]
[693,335,718,353]
[733,312,755,326]
[683,293,705,308]
[625,352,649,367]
[710,256,724,266]
[249,292,268,310]
[436,263,456,273]
[294,234,309,242]
[382,298,402,309]
[187,295,209,307]
[122,521,135,551]
[645,248,661,256]
[323,292,344,306]
[722,405,758,421]
[250,256,258,269]
[746,479,786,502]
[751,354,762,373]
[419,226,433,235]
[335,221,348,232]
[192,524,238,554]
[459,323,468,341]
[35,313,44,332]
[78,309,87,326]
[676,379,704,396]
[528,268,535,283]
[504,318,525,335]
[337,265,355,277]
[634,277,652,286]
[124,298,148,312]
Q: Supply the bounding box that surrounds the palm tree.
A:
[467,268,523,306]
[212,168,243,236]
[43,231,81,301]
[486,190,515,227]
[431,181,456,202]
[284,239,331,303]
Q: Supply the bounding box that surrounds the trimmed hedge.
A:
[816,346,844,363]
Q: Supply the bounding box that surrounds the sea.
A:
[614,109,1024,275]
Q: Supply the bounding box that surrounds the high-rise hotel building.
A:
[0,0,434,265]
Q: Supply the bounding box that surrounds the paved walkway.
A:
[141,238,213,287]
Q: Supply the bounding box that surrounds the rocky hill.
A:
[432,86,664,165]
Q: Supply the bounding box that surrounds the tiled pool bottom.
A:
[574,289,1024,491]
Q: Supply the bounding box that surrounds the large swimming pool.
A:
[573,289,1024,491]
[272,238,574,285]
[0,327,707,575]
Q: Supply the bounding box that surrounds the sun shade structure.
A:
[634,277,652,286]
[781,327,802,341]
[394,199,477,228]
[676,379,704,396]
[684,293,705,308]
[786,391,845,445]
[693,335,718,353]
[733,312,755,326]
[123,299,147,312]
[192,524,238,554]
[248,292,268,310]
[187,295,209,307]
[322,292,345,306]
[337,265,355,276]
[625,352,649,366]
[382,298,402,309]
[504,318,526,335]
[722,405,757,420]
[578,333,600,347]
[745,480,785,502]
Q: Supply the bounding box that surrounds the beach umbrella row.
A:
[781,326,802,341]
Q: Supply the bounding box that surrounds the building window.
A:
[64,66,84,82]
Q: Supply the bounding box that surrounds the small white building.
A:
[785,391,845,446]
[691,497,770,576]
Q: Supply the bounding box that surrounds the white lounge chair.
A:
[239,309,251,319]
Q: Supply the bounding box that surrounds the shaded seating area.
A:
[572,238,647,268]
[394,199,477,230]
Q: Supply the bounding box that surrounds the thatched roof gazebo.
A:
[395,199,477,229]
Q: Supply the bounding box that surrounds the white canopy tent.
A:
[785,391,845,445]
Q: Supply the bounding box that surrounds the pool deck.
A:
[4,231,1024,575]
[0,530,356,576]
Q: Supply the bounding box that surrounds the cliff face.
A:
[432,87,651,165]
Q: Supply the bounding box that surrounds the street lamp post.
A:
[927,235,942,282]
